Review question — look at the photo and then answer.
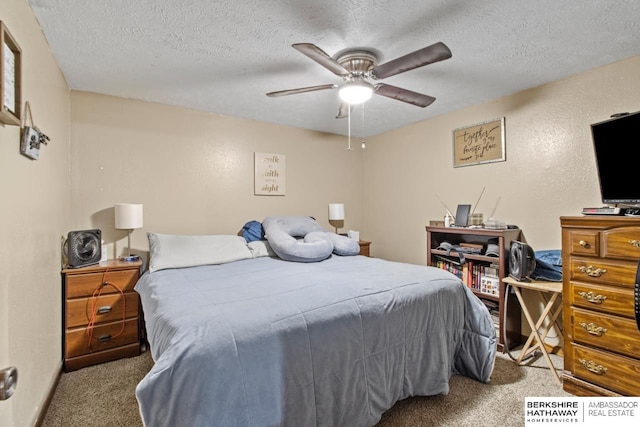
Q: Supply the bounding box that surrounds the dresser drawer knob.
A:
[578,322,608,336]
[97,306,112,314]
[578,358,607,375]
[578,265,607,277]
[98,334,112,342]
[579,240,589,248]
[577,291,607,304]
[629,239,640,248]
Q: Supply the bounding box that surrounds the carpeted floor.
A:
[41,347,570,426]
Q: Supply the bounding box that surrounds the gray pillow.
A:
[262,216,333,262]
[325,232,360,256]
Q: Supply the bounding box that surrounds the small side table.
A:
[358,240,371,257]
[503,276,563,384]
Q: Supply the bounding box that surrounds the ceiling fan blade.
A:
[374,83,436,107]
[371,42,452,79]
[266,84,337,97]
[292,43,350,76]
[335,102,352,119]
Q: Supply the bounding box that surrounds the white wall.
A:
[0,0,70,425]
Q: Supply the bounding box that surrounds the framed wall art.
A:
[0,21,21,126]
[254,152,286,196]
[452,117,505,167]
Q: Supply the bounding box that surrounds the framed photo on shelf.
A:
[0,21,21,126]
[452,117,505,167]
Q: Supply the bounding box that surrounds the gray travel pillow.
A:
[262,216,360,262]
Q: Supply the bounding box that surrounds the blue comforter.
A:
[135,255,496,427]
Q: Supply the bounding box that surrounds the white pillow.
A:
[148,233,253,272]
[247,240,277,258]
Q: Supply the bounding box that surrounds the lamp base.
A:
[119,254,140,262]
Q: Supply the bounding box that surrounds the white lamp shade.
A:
[115,203,143,229]
[328,203,345,221]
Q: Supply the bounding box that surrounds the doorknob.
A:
[0,366,18,400]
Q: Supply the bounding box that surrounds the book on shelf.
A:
[478,263,500,296]
[481,300,500,337]
[432,255,503,298]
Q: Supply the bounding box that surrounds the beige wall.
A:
[0,0,71,425]
[69,92,364,261]
[363,55,640,264]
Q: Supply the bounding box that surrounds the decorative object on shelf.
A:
[20,101,50,160]
[453,117,505,167]
[328,203,345,234]
[0,21,21,126]
[254,152,286,196]
[115,203,143,261]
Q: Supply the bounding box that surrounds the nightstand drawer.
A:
[66,292,139,328]
[66,269,139,298]
[65,318,139,358]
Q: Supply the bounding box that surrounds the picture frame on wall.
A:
[452,117,505,167]
[254,152,286,196]
[0,21,21,126]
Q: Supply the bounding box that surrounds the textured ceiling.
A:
[28,0,640,137]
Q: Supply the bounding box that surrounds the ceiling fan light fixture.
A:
[338,81,374,105]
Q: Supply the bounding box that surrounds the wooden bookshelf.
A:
[426,225,522,352]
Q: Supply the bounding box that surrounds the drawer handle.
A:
[629,239,640,248]
[578,358,608,375]
[577,291,608,304]
[578,322,608,336]
[98,334,112,342]
[97,306,112,314]
[579,240,589,248]
[578,265,607,277]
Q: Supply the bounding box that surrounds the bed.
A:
[134,230,496,427]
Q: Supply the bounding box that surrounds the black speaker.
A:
[65,229,102,268]
[509,241,536,281]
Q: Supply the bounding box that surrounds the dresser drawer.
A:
[569,282,635,317]
[570,256,637,287]
[571,307,640,358]
[66,269,139,298]
[571,344,640,396]
[66,292,139,328]
[65,318,139,358]
[568,230,599,257]
[602,227,640,260]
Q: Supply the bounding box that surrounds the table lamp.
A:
[328,203,345,234]
[115,203,143,261]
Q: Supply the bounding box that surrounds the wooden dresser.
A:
[62,260,142,371]
[560,216,640,396]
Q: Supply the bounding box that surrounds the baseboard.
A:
[33,361,62,427]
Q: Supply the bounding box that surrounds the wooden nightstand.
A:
[358,240,372,257]
[61,259,142,371]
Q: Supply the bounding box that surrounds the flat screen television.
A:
[590,110,640,206]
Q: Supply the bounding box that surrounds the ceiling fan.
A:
[266,42,452,118]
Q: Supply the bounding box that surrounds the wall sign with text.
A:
[254,152,286,196]
[452,117,505,167]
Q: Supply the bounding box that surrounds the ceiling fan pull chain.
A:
[361,104,366,149]
[347,105,352,150]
